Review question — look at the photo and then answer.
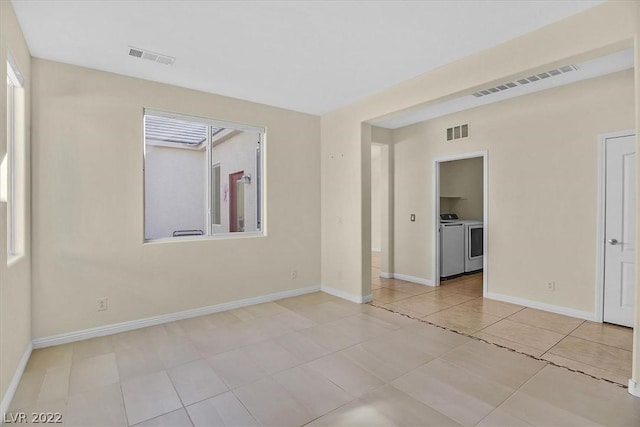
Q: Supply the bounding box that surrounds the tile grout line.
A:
[539,320,586,359]
[566,329,634,353]
[118,380,131,427]
[228,387,262,426]
[505,314,586,336]
[474,362,548,427]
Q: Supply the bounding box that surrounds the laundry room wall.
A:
[439,157,483,220]
[392,69,634,314]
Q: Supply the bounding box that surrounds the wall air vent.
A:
[471,64,577,98]
[128,46,175,66]
[446,124,468,141]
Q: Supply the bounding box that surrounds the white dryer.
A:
[458,220,483,273]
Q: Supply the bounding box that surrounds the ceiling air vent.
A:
[446,124,468,141]
[128,46,175,66]
[472,64,577,98]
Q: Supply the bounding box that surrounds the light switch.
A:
[410,214,415,222]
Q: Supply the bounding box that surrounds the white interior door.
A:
[603,133,636,327]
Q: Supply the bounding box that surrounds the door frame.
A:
[595,129,636,322]
[432,150,488,296]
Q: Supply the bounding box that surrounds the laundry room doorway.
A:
[434,152,488,295]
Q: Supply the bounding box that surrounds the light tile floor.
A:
[8,289,640,426]
[370,252,634,386]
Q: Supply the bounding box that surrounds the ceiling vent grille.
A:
[472,64,577,98]
[446,123,468,141]
[128,46,175,66]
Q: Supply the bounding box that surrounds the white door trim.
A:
[432,150,488,296]
[595,129,635,322]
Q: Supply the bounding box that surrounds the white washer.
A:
[439,221,465,278]
[458,220,483,273]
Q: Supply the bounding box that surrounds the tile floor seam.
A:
[507,306,527,317]
[371,303,630,389]
[542,330,633,358]
[270,367,347,418]
[566,330,633,352]
[174,386,231,411]
[305,355,367,396]
[118,381,131,427]
[372,292,416,305]
[298,399,356,427]
[430,351,521,393]
[227,387,260,426]
[465,312,509,335]
[182,404,196,427]
[382,294,475,319]
[162,366,206,426]
[541,337,633,378]
[472,364,549,427]
[504,314,585,336]
[566,320,587,336]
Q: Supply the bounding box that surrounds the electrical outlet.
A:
[547,281,555,291]
[97,297,108,311]
[291,270,298,280]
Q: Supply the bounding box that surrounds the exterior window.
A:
[143,110,264,241]
[4,57,25,260]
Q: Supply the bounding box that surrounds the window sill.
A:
[144,231,265,245]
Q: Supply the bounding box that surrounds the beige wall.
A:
[439,157,483,220]
[31,59,321,338]
[393,70,634,307]
[319,1,640,386]
[371,144,382,250]
[0,0,32,412]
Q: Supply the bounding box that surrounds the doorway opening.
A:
[434,152,488,295]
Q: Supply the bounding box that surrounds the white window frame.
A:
[6,56,24,262]
[143,109,265,242]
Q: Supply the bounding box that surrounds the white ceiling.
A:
[12,0,603,116]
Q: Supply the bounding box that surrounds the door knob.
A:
[608,238,618,245]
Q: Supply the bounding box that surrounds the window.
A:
[143,110,264,241]
[4,56,25,260]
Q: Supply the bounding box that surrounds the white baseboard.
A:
[33,285,321,349]
[387,273,435,287]
[485,292,597,321]
[371,248,381,253]
[629,379,640,398]
[1,342,32,420]
[380,272,393,279]
[321,285,372,303]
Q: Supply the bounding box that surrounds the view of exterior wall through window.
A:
[143,110,264,241]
